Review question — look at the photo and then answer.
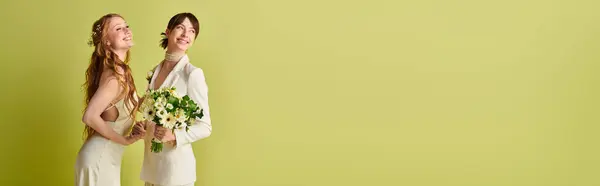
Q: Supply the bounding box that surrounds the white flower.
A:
[169,89,178,97]
[154,102,164,110]
[154,96,166,110]
[166,103,174,110]
[143,107,156,120]
[155,107,167,119]
[156,97,167,106]
[160,113,177,129]
[175,109,187,123]
[140,97,155,120]
[146,70,154,83]
[141,97,155,109]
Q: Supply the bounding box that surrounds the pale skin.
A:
[134,18,197,143]
[82,16,146,145]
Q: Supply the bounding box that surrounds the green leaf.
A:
[151,141,164,153]
[189,102,197,109]
[168,97,178,105]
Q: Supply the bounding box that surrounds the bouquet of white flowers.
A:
[141,87,204,153]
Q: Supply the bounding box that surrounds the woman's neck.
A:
[113,49,127,62]
[165,48,185,61]
[163,49,185,69]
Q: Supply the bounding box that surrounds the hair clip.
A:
[95,24,102,32]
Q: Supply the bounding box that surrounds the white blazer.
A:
[140,54,212,185]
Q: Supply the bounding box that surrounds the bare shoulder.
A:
[99,68,122,87]
[94,70,122,102]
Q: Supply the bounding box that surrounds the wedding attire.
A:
[141,54,212,186]
[75,99,133,186]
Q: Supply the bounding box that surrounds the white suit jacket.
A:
[140,55,212,185]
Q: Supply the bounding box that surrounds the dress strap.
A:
[105,101,116,111]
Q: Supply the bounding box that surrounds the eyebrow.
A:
[177,24,195,29]
[111,22,127,29]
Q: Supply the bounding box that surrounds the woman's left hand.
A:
[154,125,176,142]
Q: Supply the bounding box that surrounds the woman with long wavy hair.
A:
[74,13,146,186]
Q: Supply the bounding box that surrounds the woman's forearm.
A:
[82,115,128,145]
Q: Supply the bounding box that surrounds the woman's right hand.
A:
[122,132,144,146]
[123,134,143,145]
[122,123,147,145]
[131,121,147,135]
[116,122,145,145]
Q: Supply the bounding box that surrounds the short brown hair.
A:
[160,12,200,49]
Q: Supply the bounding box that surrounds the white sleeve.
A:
[174,68,212,147]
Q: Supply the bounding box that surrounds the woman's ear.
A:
[165,29,170,38]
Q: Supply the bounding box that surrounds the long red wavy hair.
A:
[82,13,139,141]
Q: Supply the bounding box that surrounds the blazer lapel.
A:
[160,55,189,88]
[149,65,161,90]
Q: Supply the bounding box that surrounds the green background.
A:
[1,0,599,185]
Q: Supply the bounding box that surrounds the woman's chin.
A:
[176,43,190,51]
